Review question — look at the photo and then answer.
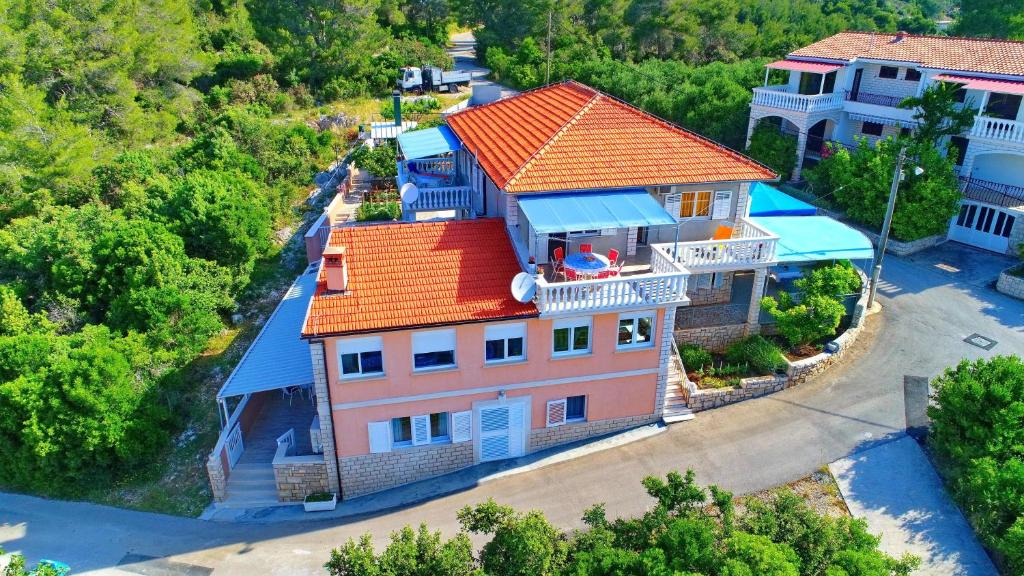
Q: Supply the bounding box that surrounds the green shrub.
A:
[745,122,797,180]
[929,356,1024,574]
[795,261,862,298]
[679,343,712,371]
[725,336,787,374]
[350,143,397,178]
[761,293,845,349]
[356,201,401,222]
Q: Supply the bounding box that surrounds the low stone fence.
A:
[272,428,331,502]
[859,230,945,257]
[996,268,1024,300]
[678,270,871,413]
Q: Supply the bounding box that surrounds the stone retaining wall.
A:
[686,273,734,305]
[682,374,789,412]
[529,413,659,452]
[273,456,330,502]
[339,441,475,499]
[206,451,227,502]
[855,228,945,256]
[996,268,1024,300]
[674,323,748,353]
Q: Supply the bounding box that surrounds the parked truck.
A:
[398,65,472,93]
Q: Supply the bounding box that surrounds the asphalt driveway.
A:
[1,242,1021,575]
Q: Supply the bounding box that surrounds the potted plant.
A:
[303,491,337,512]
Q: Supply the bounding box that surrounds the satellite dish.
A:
[400,182,419,204]
[510,272,537,303]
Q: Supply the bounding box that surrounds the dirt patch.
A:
[737,468,850,519]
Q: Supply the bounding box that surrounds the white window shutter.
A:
[665,192,682,221]
[452,410,472,442]
[546,399,567,428]
[711,190,732,220]
[411,414,431,445]
[368,421,391,453]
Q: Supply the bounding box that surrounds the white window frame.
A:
[411,328,457,372]
[390,411,451,449]
[711,190,733,220]
[484,322,527,364]
[338,336,384,380]
[675,187,713,221]
[552,317,592,357]
[617,311,657,350]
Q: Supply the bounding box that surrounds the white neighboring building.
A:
[747,31,1024,255]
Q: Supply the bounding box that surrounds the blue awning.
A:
[217,268,318,399]
[750,182,817,217]
[517,190,677,234]
[397,125,462,160]
[752,216,874,263]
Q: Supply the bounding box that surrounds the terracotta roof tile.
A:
[302,219,537,337]
[446,81,776,193]
[789,32,1024,77]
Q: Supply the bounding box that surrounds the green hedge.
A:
[356,201,400,222]
[724,336,787,375]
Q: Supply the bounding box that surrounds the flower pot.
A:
[303,493,337,512]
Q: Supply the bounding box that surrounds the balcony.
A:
[970,115,1024,145]
[751,86,844,114]
[661,218,779,272]
[960,177,1024,208]
[845,91,905,108]
[533,244,690,316]
[397,158,472,216]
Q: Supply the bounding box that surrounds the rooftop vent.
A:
[893,30,909,42]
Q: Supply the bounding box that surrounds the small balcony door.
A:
[985,93,1022,121]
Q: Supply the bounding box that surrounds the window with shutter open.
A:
[546,399,567,427]
[711,191,732,220]
[411,414,430,445]
[368,421,391,453]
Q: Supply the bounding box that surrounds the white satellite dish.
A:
[400,182,419,204]
[510,272,537,303]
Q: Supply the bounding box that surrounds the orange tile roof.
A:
[302,219,537,337]
[789,32,1024,77]
[446,81,777,193]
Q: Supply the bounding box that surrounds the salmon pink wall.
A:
[320,308,667,457]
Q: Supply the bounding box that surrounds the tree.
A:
[899,83,976,150]
[928,356,1024,574]
[746,122,797,180]
[794,261,862,299]
[458,499,568,576]
[953,0,1024,39]
[324,525,477,576]
[761,292,846,349]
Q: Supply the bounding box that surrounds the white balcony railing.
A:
[535,272,690,315]
[405,186,473,211]
[407,158,455,176]
[970,115,1024,144]
[752,86,844,114]
[659,218,778,272]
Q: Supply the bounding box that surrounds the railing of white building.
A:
[662,218,779,271]
[970,116,1024,144]
[406,186,473,211]
[752,86,844,114]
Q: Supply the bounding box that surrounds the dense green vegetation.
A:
[326,470,917,575]
[761,262,861,349]
[929,356,1024,574]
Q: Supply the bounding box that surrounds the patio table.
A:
[563,252,610,279]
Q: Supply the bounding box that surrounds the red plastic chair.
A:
[565,268,578,281]
[607,248,619,265]
[552,246,566,279]
[579,243,593,253]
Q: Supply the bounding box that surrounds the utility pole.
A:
[867,145,907,310]
[546,10,552,84]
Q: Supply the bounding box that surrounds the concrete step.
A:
[663,408,695,424]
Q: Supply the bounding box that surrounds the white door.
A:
[477,403,526,462]
[948,202,1015,253]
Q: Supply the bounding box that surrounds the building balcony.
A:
[960,177,1024,208]
[533,243,690,316]
[397,158,473,214]
[661,218,779,272]
[751,86,844,115]
[969,115,1024,145]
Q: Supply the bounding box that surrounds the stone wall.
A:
[675,303,747,329]
[857,227,946,256]
[206,450,227,502]
[996,268,1024,300]
[682,375,789,412]
[339,441,475,499]
[273,456,330,502]
[686,273,734,305]
[529,414,660,452]
[674,323,748,353]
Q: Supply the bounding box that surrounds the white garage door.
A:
[478,403,526,462]
[948,201,1016,253]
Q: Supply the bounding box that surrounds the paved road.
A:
[447,30,519,106]
[2,243,1022,575]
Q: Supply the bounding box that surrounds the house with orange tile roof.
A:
[748,31,1024,254]
[205,80,878,506]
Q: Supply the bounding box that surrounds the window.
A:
[339,336,384,379]
[798,72,823,95]
[949,136,969,167]
[900,127,912,138]
[879,66,899,79]
[412,329,456,371]
[985,93,1023,121]
[860,121,884,136]
[567,229,600,237]
[617,312,656,349]
[904,68,921,81]
[552,317,591,356]
[954,88,967,103]
[679,190,712,219]
[485,323,526,363]
[566,395,586,421]
[390,412,450,448]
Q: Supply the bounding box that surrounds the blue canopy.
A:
[752,216,874,263]
[397,125,462,160]
[749,182,817,217]
[518,190,677,234]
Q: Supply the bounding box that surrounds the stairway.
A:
[221,463,280,509]
[663,343,695,424]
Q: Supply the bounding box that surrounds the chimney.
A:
[392,90,402,127]
[323,245,348,292]
[894,30,908,42]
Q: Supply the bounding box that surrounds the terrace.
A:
[396,126,473,218]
